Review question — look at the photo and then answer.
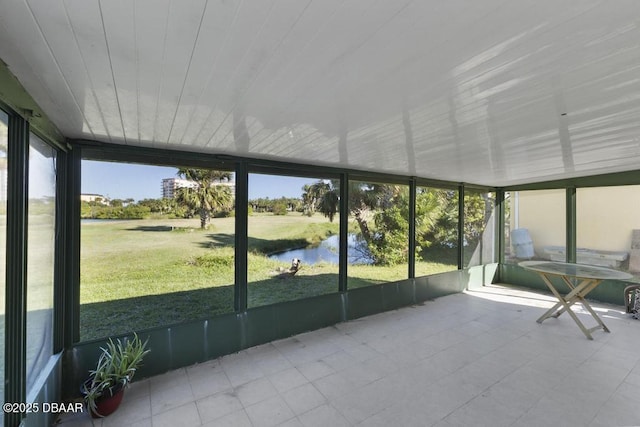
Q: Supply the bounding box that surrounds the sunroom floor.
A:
[58,283,640,426]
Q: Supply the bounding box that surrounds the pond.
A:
[269,234,373,265]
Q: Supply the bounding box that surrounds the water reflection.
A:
[269,234,373,265]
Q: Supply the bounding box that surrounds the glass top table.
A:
[519,261,633,281]
[519,261,633,339]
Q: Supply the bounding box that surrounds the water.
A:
[269,234,373,265]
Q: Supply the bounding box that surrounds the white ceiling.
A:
[2,0,640,187]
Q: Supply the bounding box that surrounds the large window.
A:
[80,161,235,340]
[577,186,640,275]
[0,111,8,411]
[247,173,340,307]
[26,134,56,393]
[347,180,409,288]
[464,190,496,267]
[415,186,459,276]
[504,189,565,263]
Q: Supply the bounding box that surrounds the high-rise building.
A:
[162,178,235,199]
[161,178,197,199]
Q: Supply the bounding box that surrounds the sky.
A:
[81,160,319,201]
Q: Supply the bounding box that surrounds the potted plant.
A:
[81,333,150,418]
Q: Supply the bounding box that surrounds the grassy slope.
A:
[80,214,455,340]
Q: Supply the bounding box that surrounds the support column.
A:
[495,190,506,266]
[4,114,29,427]
[566,187,576,263]
[339,174,348,292]
[65,148,82,345]
[408,179,416,279]
[234,162,248,311]
[53,151,67,352]
[457,185,465,270]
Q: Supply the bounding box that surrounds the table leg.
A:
[550,277,599,318]
[575,294,610,333]
[535,273,605,340]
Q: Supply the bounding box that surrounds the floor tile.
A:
[235,376,279,407]
[281,383,326,415]
[201,409,252,427]
[245,395,296,427]
[268,367,309,393]
[196,390,243,423]
[151,402,200,427]
[189,370,232,400]
[296,360,336,382]
[101,394,151,427]
[297,404,350,427]
[149,368,189,392]
[150,381,194,415]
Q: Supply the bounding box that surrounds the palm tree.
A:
[317,183,339,222]
[302,181,337,218]
[301,184,316,216]
[175,168,233,229]
[313,179,387,244]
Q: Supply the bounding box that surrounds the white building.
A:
[161,178,197,199]
[80,193,108,204]
[162,178,235,199]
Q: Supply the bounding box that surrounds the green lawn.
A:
[80,214,456,341]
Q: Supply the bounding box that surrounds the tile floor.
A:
[58,284,640,426]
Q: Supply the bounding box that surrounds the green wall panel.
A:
[468,264,499,289]
[345,286,389,319]
[204,315,243,361]
[167,323,209,369]
[414,273,465,301]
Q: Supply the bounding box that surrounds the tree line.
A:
[81,168,234,227]
[300,180,492,266]
[81,168,492,266]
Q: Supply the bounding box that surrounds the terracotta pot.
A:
[90,385,125,418]
[81,378,126,418]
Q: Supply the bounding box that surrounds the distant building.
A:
[162,178,197,199]
[80,193,108,204]
[162,178,235,199]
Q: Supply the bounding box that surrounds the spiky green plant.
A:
[82,333,150,416]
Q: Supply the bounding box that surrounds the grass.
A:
[80,213,457,341]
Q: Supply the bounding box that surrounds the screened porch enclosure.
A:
[3,1,640,426]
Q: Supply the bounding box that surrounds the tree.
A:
[313,179,393,263]
[175,169,233,229]
[369,187,410,265]
[302,181,337,218]
[309,179,491,266]
[301,184,314,216]
[272,201,288,215]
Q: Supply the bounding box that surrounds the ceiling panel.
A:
[64,0,126,141]
[1,0,640,186]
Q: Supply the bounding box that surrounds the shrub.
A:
[192,253,234,269]
[272,202,288,216]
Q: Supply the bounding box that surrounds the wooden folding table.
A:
[519,261,633,340]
